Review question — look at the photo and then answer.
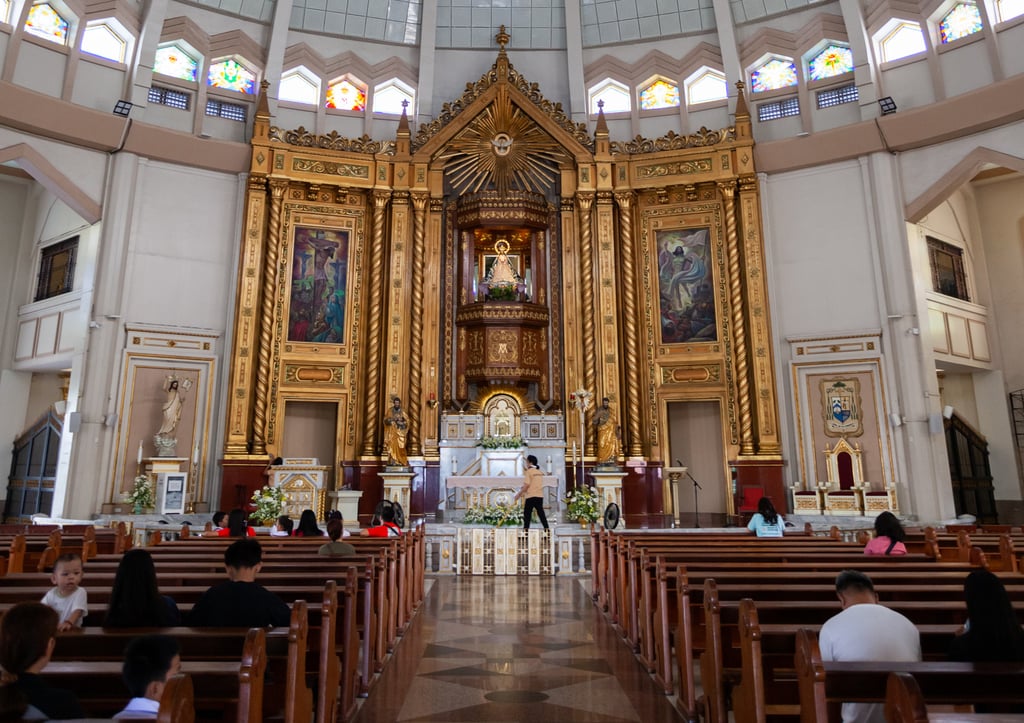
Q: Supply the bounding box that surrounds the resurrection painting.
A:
[657,227,716,344]
[289,227,348,343]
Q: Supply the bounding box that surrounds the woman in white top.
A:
[747,496,786,537]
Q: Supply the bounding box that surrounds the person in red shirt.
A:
[216,509,256,537]
[363,504,401,537]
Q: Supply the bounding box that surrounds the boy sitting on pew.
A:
[187,539,291,628]
[114,635,181,719]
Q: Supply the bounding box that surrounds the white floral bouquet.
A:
[476,435,526,449]
[250,484,286,524]
[463,503,524,527]
[126,474,155,511]
[565,485,601,523]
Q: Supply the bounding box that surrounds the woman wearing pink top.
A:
[864,511,907,555]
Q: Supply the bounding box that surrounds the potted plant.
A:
[565,485,601,526]
[126,474,155,514]
[250,484,286,526]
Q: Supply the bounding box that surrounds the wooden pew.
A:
[45,627,267,723]
[796,629,1024,722]
[885,671,1024,723]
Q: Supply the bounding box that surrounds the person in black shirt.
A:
[0,602,84,720]
[187,539,290,628]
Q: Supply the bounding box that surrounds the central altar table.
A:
[445,475,559,513]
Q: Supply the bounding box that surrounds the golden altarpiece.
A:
[220,31,784,525]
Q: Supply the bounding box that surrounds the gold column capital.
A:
[268,178,289,197]
[716,180,737,199]
[372,189,392,208]
[411,192,428,211]
[576,192,595,211]
[613,190,635,210]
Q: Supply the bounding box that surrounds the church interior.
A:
[2,0,1024,716]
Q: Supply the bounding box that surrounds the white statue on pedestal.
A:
[153,376,192,457]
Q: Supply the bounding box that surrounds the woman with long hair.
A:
[0,602,84,720]
[216,508,255,537]
[104,549,181,628]
[950,569,1024,661]
[864,511,907,555]
[293,509,324,537]
[747,496,785,537]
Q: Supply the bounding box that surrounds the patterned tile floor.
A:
[353,575,681,722]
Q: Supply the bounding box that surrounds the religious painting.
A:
[288,227,348,343]
[657,227,716,344]
[820,378,863,437]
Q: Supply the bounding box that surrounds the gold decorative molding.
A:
[292,157,370,179]
[636,158,713,178]
[284,365,345,384]
[413,52,593,152]
[268,126,396,155]
[610,127,736,155]
[661,364,722,384]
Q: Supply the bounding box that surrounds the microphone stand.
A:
[686,470,703,528]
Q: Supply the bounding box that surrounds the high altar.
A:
[218,28,785,528]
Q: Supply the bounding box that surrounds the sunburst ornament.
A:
[438,94,567,195]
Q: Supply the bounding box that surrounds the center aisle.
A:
[353,575,681,722]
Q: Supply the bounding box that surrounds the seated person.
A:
[187,539,290,628]
[42,552,88,631]
[863,511,907,555]
[203,510,227,536]
[113,635,181,719]
[746,497,785,538]
[363,504,401,537]
[318,519,356,556]
[326,510,351,537]
[215,508,256,538]
[270,515,293,537]
[0,602,84,720]
[293,509,325,537]
[105,549,181,628]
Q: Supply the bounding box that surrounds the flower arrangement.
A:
[487,283,517,301]
[126,474,155,513]
[462,503,524,527]
[250,484,286,524]
[476,435,526,449]
[565,485,601,523]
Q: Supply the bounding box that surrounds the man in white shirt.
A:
[114,635,181,719]
[818,570,921,723]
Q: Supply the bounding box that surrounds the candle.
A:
[452,457,457,475]
[572,441,577,465]
[546,455,552,474]
[193,444,200,465]
[137,441,143,465]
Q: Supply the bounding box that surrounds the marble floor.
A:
[353,575,681,722]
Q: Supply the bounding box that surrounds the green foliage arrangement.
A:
[250,484,286,524]
[565,485,601,523]
[487,283,517,301]
[126,474,155,512]
[476,435,526,449]
[462,503,524,527]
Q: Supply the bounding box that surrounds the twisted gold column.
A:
[361,190,391,456]
[252,179,288,455]
[577,192,597,456]
[407,193,428,457]
[615,191,643,458]
[720,181,755,455]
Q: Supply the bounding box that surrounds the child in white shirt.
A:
[41,552,88,630]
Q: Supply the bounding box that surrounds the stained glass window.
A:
[686,68,728,105]
[998,0,1024,21]
[280,68,319,105]
[940,3,983,42]
[82,22,127,62]
[326,79,366,111]
[373,79,414,115]
[750,58,798,93]
[639,79,680,110]
[208,58,257,94]
[877,21,927,62]
[588,79,630,114]
[809,45,854,80]
[154,44,198,82]
[25,3,69,44]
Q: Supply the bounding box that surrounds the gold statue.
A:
[594,397,620,465]
[383,396,409,467]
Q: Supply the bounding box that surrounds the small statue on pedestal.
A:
[153,376,192,457]
[383,396,409,469]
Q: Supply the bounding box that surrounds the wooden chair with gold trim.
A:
[821,437,866,515]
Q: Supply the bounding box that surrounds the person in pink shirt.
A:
[864,511,907,555]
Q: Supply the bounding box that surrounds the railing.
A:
[423,524,593,575]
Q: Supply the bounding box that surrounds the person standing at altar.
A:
[383,397,409,467]
[514,454,548,530]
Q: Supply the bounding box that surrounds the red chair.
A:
[737,486,765,514]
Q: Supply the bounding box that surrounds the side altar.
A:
[270,457,329,519]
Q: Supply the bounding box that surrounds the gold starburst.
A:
[438,94,567,195]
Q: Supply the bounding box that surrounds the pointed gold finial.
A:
[496,25,510,51]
